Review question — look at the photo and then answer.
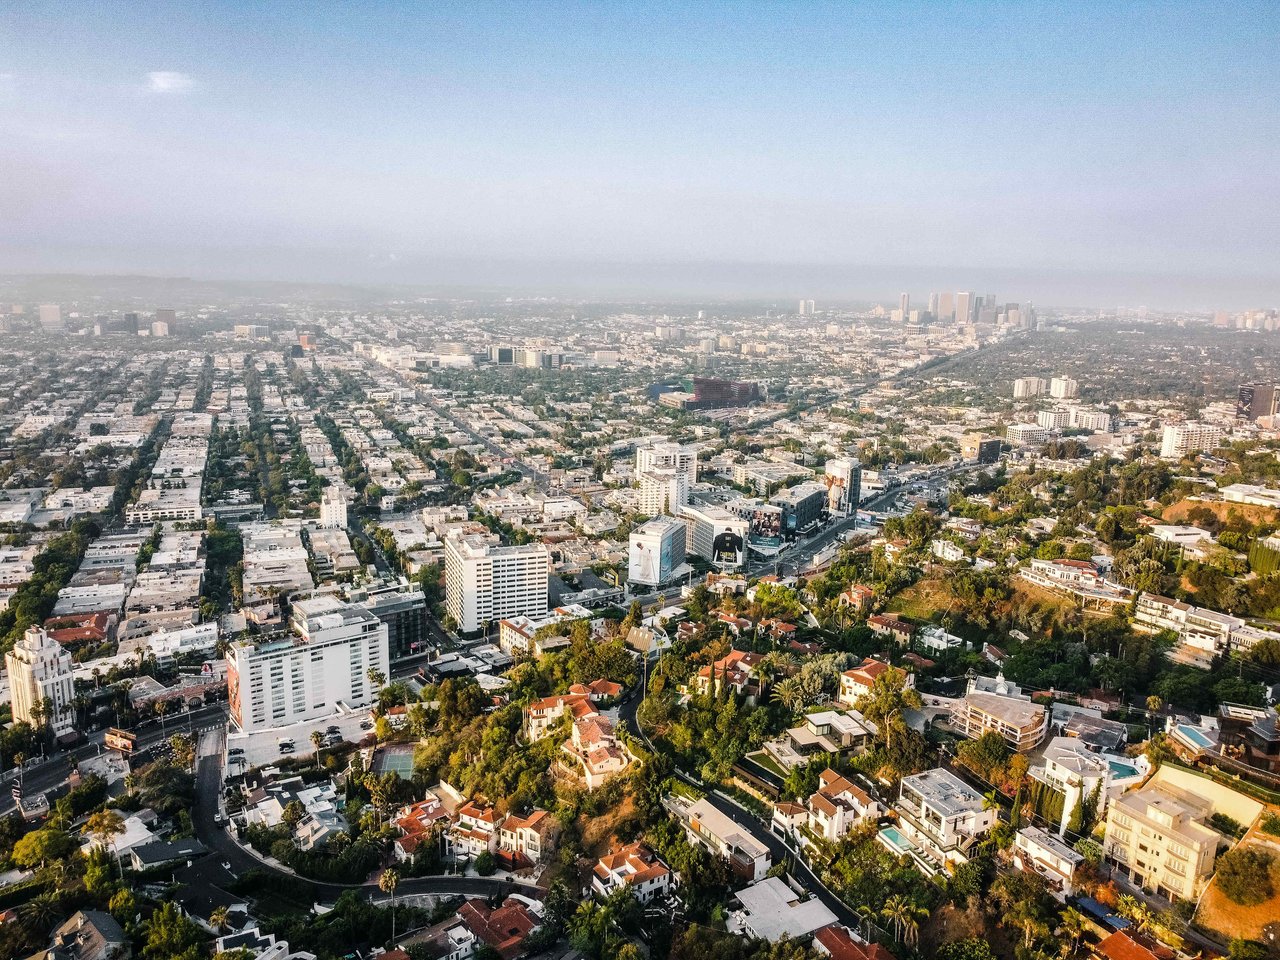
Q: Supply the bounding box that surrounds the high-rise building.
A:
[637,469,688,516]
[1237,383,1279,421]
[927,292,940,316]
[1012,377,1046,399]
[961,434,1002,464]
[1160,423,1223,460]
[936,292,954,323]
[822,457,862,514]
[1049,376,1079,400]
[954,292,975,326]
[445,534,549,634]
[154,308,177,333]
[770,481,828,536]
[226,597,390,732]
[346,579,429,661]
[5,626,76,738]
[899,293,910,319]
[1037,409,1071,430]
[38,304,63,331]
[628,517,688,588]
[319,489,348,529]
[634,440,698,485]
[676,503,748,568]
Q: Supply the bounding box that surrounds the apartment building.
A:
[1103,781,1219,900]
[895,768,997,868]
[1006,423,1049,445]
[5,626,76,738]
[1160,422,1224,460]
[1013,377,1046,399]
[634,439,698,484]
[1050,376,1079,399]
[226,597,389,732]
[954,674,1048,751]
[628,516,687,588]
[444,534,550,634]
[637,468,688,515]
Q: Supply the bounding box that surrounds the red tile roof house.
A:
[448,798,500,858]
[563,715,633,790]
[694,649,766,700]
[497,809,559,869]
[393,796,451,862]
[814,924,896,960]
[591,841,673,903]
[867,614,914,645]
[567,678,623,702]
[457,897,541,960]
[838,584,875,612]
[524,693,599,741]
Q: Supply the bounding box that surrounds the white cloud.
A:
[146,71,193,94]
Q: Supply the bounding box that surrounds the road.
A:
[617,692,872,936]
[190,733,540,904]
[414,390,549,491]
[0,702,229,816]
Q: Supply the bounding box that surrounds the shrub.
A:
[1215,847,1275,906]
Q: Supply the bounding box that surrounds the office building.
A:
[822,457,862,514]
[899,293,910,319]
[1160,422,1223,460]
[658,376,762,410]
[5,626,76,738]
[936,291,954,323]
[1049,376,1079,400]
[347,578,430,661]
[154,309,177,333]
[954,291,975,326]
[961,434,1001,464]
[634,440,698,484]
[1013,377,1046,399]
[628,517,688,588]
[677,503,748,568]
[38,304,63,331]
[798,299,809,316]
[444,534,550,634]
[1103,781,1219,901]
[1237,383,1279,421]
[1006,423,1049,445]
[227,597,390,732]
[770,481,827,536]
[1070,408,1113,432]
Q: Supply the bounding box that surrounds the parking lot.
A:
[224,709,375,775]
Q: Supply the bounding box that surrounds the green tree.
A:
[379,867,401,943]
[12,827,74,868]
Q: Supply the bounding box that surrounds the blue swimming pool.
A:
[1177,725,1213,749]
[1108,760,1139,778]
[879,826,917,853]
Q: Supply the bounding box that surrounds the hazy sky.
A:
[2,1,1277,306]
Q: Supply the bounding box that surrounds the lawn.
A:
[885,578,958,622]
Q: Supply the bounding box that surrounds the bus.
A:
[104,728,137,753]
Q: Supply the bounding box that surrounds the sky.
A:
[1,0,1277,307]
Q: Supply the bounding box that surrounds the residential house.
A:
[953,673,1048,751]
[591,842,673,903]
[807,769,881,843]
[449,799,500,859]
[562,715,632,790]
[457,897,541,960]
[838,584,874,613]
[497,809,559,868]
[764,711,873,771]
[839,657,912,707]
[694,649,766,700]
[867,614,913,645]
[665,794,772,882]
[32,910,129,960]
[814,925,895,960]
[917,624,965,653]
[727,876,837,943]
[895,768,997,869]
[524,692,598,741]
[1013,826,1084,900]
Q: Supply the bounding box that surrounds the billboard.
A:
[712,529,745,567]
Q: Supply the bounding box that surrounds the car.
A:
[359,720,373,731]
[228,747,244,756]
[326,725,340,734]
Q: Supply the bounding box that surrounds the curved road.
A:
[618,692,870,935]
[191,750,541,905]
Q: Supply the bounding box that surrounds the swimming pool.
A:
[879,826,917,854]
[1177,725,1214,749]
[1108,760,1139,779]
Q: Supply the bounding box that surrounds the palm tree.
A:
[311,730,326,769]
[367,667,386,690]
[379,867,401,943]
[881,894,912,944]
[209,906,230,933]
[83,809,127,878]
